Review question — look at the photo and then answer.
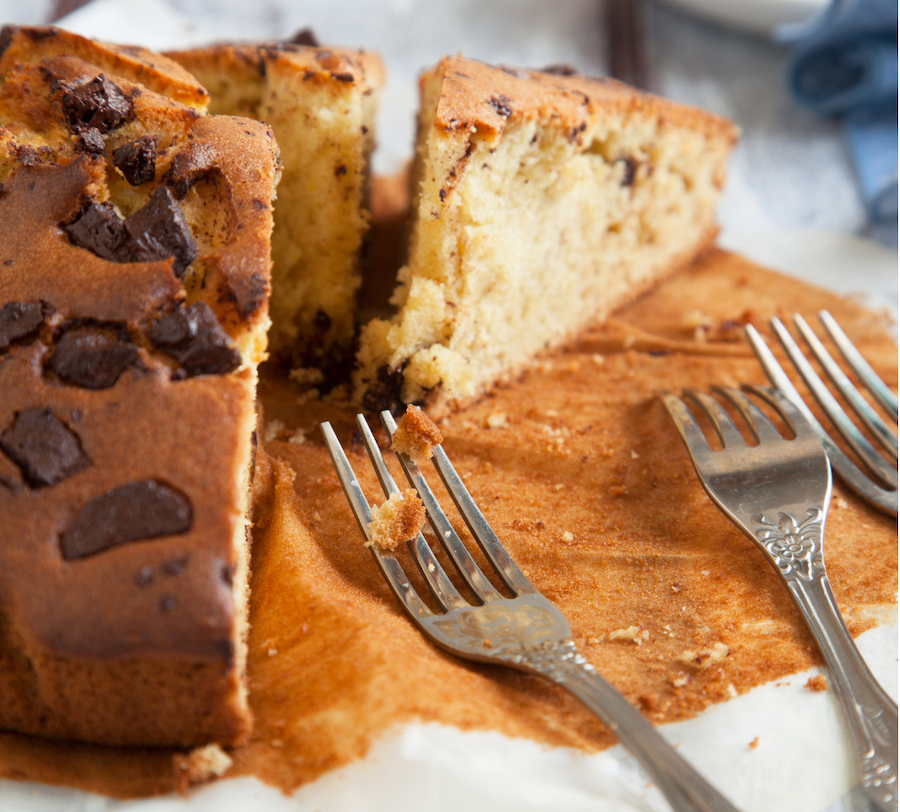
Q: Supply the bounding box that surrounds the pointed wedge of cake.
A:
[168,37,384,384]
[355,57,738,413]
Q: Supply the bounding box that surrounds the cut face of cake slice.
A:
[0,26,279,748]
[355,57,738,413]
[168,38,384,383]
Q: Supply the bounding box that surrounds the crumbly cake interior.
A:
[0,26,279,747]
[167,43,383,375]
[0,247,894,797]
[356,58,737,411]
[366,488,426,551]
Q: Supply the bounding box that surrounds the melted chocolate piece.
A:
[362,364,406,415]
[616,156,638,187]
[60,479,192,560]
[488,94,513,118]
[0,26,13,59]
[0,408,90,488]
[65,188,198,276]
[149,301,241,377]
[49,328,138,389]
[125,186,198,276]
[0,301,47,351]
[63,201,131,263]
[113,136,158,186]
[75,127,105,155]
[60,74,133,134]
[290,28,319,46]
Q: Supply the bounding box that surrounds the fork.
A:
[745,311,898,516]
[662,384,898,812]
[321,411,742,812]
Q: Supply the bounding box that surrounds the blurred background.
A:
[2,0,897,252]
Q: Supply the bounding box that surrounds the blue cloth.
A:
[780,0,898,223]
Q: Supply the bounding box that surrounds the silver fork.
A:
[662,384,898,812]
[746,310,898,516]
[321,410,742,812]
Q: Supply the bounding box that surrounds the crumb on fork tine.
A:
[391,404,443,463]
[367,488,426,551]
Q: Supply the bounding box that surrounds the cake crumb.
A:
[834,497,849,510]
[486,411,509,428]
[609,626,650,645]
[367,489,426,551]
[677,642,729,669]
[630,450,640,459]
[392,405,443,463]
[749,737,759,749]
[591,354,605,365]
[805,674,827,692]
[288,429,306,445]
[288,367,325,387]
[562,531,575,542]
[263,419,285,442]
[672,583,682,593]
[671,674,689,688]
[173,744,232,793]
[726,683,738,698]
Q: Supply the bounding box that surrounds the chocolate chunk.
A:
[60,480,193,560]
[162,143,216,199]
[0,408,90,488]
[65,189,197,276]
[60,74,133,134]
[488,94,513,118]
[75,127,105,155]
[149,301,241,377]
[50,328,138,389]
[616,156,638,187]
[0,301,47,351]
[538,63,579,76]
[125,186,198,276]
[362,364,406,415]
[113,136,158,186]
[64,201,131,263]
[290,27,319,46]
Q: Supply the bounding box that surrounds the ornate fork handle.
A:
[751,508,898,812]
[512,641,742,812]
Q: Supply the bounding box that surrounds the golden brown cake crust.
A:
[0,26,210,108]
[0,31,278,748]
[431,55,738,143]
[167,40,386,95]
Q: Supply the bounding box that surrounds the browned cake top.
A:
[430,55,739,142]
[168,37,386,96]
[0,34,278,666]
[0,25,210,109]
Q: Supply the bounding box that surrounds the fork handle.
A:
[781,570,898,812]
[558,669,742,812]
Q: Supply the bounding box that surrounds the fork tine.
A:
[820,310,899,422]
[684,389,747,448]
[659,392,714,456]
[320,421,434,619]
[745,324,898,516]
[712,385,784,443]
[355,416,469,612]
[376,411,506,604]
[771,317,897,488]
[794,314,898,461]
[381,410,535,597]
[738,383,818,441]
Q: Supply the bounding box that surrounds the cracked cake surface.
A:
[0,26,279,748]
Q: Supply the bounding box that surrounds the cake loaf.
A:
[0,26,279,747]
[168,33,384,384]
[355,57,738,413]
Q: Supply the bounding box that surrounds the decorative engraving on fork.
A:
[752,508,826,582]
[860,708,898,799]
[432,604,593,682]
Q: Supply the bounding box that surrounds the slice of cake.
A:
[167,36,384,383]
[355,57,738,413]
[0,26,279,747]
